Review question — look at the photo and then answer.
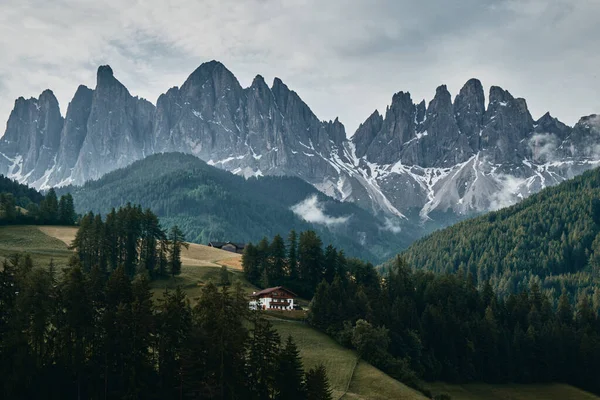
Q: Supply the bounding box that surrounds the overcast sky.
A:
[0,0,598,136]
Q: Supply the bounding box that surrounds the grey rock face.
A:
[70,65,155,184]
[1,61,598,227]
[454,78,485,150]
[50,85,94,186]
[0,90,63,184]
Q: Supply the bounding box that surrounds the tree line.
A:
[242,230,370,299]
[0,254,333,399]
[0,186,76,226]
[310,255,600,396]
[71,203,188,279]
[247,230,600,396]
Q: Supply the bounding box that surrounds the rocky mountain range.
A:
[1,61,598,226]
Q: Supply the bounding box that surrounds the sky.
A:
[0,0,598,137]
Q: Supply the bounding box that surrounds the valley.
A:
[3,224,598,400]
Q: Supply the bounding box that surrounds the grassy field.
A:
[269,319,428,400]
[1,225,247,303]
[0,225,73,265]
[427,382,599,400]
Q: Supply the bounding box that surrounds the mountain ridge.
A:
[1,61,598,227]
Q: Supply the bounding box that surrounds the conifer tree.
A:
[269,234,286,284]
[168,225,188,277]
[298,231,324,292]
[288,230,298,279]
[242,243,260,283]
[58,193,76,225]
[276,336,306,400]
[40,188,59,224]
[305,364,332,400]
[246,316,281,399]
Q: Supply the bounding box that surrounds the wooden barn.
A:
[208,241,246,254]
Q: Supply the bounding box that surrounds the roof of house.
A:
[209,241,246,249]
[250,286,297,298]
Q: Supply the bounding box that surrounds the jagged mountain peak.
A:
[251,74,268,88]
[182,60,241,93]
[1,63,598,234]
[428,84,453,113]
[96,65,116,85]
[488,85,515,106]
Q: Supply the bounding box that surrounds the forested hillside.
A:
[398,167,600,303]
[62,153,416,262]
[247,231,600,396]
[0,175,76,225]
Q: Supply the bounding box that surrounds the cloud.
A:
[529,133,559,163]
[291,195,350,226]
[382,217,403,234]
[488,174,527,211]
[0,0,599,138]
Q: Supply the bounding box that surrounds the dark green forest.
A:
[0,254,332,400]
[0,175,76,226]
[61,152,416,263]
[72,204,188,279]
[245,230,600,397]
[396,167,600,304]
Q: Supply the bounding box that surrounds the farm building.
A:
[249,286,296,311]
[208,241,246,254]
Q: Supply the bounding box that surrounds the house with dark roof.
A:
[249,286,297,311]
[208,241,246,254]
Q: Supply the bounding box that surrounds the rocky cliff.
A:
[1,61,598,227]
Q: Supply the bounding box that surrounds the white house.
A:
[249,286,297,311]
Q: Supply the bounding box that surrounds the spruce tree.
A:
[168,225,188,277]
[288,230,298,279]
[242,242,260,283]
[40,188,59,224]
[276,336,305,400]
[269,234,286,284]
[305,364,332,400]
[58,193,76,225]
[246,316,281,399]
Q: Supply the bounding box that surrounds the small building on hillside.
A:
[249,286,297,311]
[208,241,246,254]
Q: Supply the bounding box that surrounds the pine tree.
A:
[168,225,188,277]
[40,188,59,224]
[156,287,192,397]
[242,242,260,283]
[58,193,76,225]
[323,245,337,284]
[305,364,332,400]
[298,231,324,293]
[269,234,286,284]
[288,230,298,279]
[558,289,573,325]
[257,237,271,285]
[246,316,281,399]
[275,336,305,400]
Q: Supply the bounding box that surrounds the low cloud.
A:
[488,174,527,211]
[529,133,558,163]
[382,217,402,233]
[291,195,350,226]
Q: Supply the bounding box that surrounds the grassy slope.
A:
[270,319,428,400]
[35,225,246,302]
[427,382,599,400]
[0,225,73,265]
